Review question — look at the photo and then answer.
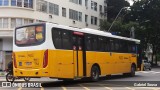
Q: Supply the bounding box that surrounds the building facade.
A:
[0,0,107,70]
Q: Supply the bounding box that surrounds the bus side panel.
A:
[86,51,114,77]
[96,52,110,75]
[48,50,58,77]
[86,51,96,77]
[49,50,74,79]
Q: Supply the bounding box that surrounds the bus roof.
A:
[15,22,140,43]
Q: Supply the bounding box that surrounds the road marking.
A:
[41,87,44,90]
[136,71,160,74]
[140,87,160,90]
[98,83,125,87]
[18,87,22,90]
[125,87,135,90]
[78,84,90,90]
[98,84,112,90]
[61,86,67,90]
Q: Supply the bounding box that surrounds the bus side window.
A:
[52,29,62,49]
[105,38,110,52]
[92,35,98,51]
[86,35,92,51]
[110,39,114,52]
[115,39,119,52]
[98,36,105,52]
[62,30,72,50]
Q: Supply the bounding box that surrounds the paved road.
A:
[0,68,160,90]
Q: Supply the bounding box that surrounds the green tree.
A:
[107,0,130,21]
[125,0,160,65]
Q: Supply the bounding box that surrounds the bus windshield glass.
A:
[15,25,45,46]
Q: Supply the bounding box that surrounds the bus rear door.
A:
[73,32,86,78]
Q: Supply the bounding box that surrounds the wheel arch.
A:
[92,63,101,75]
[131,63,136,71]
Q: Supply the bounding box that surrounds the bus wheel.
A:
[90,65,100,81]
[130,65,135,77]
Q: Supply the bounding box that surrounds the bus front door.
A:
[73,33,86,78]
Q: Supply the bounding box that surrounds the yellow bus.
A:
[13,22,142,81]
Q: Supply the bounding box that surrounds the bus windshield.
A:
[15,25,45,46]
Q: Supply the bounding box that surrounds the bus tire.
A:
[90,65,100,81]
[130,65,135,77]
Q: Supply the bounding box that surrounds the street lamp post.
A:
[108,7,129,32]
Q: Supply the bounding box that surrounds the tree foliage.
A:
[100,0,160,65]
[126,0,160,64]
[107,0,130,21]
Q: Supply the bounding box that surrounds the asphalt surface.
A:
[0,68,160,90]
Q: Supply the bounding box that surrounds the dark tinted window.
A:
[52,28,72,49]
[62,31,72,49]
[98,36,105,51]
[52,29,62,49]
[86,35,92,51]
[121,40,128,53]
[115,39,119,52]
[104,38,110,51]
[92,36,98,51]
[110,39,115,51]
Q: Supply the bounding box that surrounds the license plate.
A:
[26,62,32,66]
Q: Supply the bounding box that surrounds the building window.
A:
[79,12,82,21]
[11,18,34,28]
[0,0,2,6]
[29,0,33,8]
[85,0,88,8]
[91,16,94,24]
[69,9,82,21]
[11,0,31,8]
[0,0,9,6]
[0,18,2,28]
[79,0,82,5]
[37,0,47,13]
[4,0,8,6]
[17,0,22,7]
[85,14,88,23]
[91,16,97,25]
[11,18,16,28]
[49,3,54,14]
[11,0,16,6]
[62,7,66,17]
[70,0,82,5]
[99,5,102,12]
[53,4,59,15]
[29,19,33,23]
[48,2,59,15]
[94,17,97,25]
[16,18,23,27]
[104,6,107,17]
[11,0,22,7]
[91,1,97,11]
[69,9,78,21]
[3,18,8,28]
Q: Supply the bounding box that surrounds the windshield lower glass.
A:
[15,25,45,46]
